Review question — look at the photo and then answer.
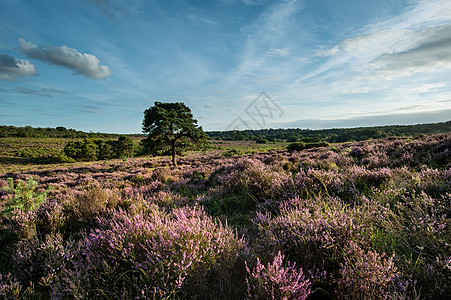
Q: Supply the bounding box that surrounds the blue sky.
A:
[0,0,450,133]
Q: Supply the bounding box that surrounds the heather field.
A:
[1,134,450,299]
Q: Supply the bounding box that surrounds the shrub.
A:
[64,139,98,161]
[16,148,58,159]
[307,140,330,148]
[245,251,311,300]
[0,273,26,299]
[151,167,172,183]
[1,177,49,216]
[51,152,76,163]
[255,138,268,144]
[336,242,401,300]
[287,140,329,152]
[115,136,135,158]
[252,196,396,296]
[205,158,286,223]
[94,140,114,160]
[287,142,306,152]
[12,233,65,288]
[349,146,366,158]
[64,137,135,162]
[224,148,243,157]
[49,205,245,299]
[62,186,115,236]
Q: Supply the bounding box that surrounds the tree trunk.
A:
[171,142,177,166]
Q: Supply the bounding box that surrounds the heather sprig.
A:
[245,251,311,300]
[336,242,402,300]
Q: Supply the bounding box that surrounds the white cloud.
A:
[365,0,451,32]
[340,30,420,63]
[371,24,451,77]
[0,54,37,81]
[314,45,339,57]
[267,48,289,57]
[299,0,451,82]
[19,39,112,79]
[187,14,216,25]
[340,87,372,95]
[410,82,446,93]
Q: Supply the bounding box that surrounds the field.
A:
[0,134,450,299]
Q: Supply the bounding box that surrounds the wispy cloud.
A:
[87,0,131,21]
[230,0,300,82]
[19,39,112,79]
[79,104,103,113]
[186,14,216,25]
[314,46,340,57]
[16,86,52,97]
[299,0,451,82]
[0,54,37,81]
[409,82,446,93]
[267,48,289,57]
[340,87,372,95]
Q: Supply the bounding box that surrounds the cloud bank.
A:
[372,24,451,76]
[19,39,112,79]
[282,109,451,130]
[0,54,37,81]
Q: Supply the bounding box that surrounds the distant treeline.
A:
[207,120,451,143]
[0,125,121,139]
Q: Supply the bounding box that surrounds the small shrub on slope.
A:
[336,242,400,300]
[48,205,245,299]
[245,251,311,300]
[205,158,287,224]
[1,177,49,216]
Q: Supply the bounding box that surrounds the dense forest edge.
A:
[2,120,451,142]
[206,120,451,143]
[0,125,139,139]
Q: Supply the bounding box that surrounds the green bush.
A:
[287,140,330,152]
[16,148,59,158]
[63,137,135,162]
[287,142,307,151]
[224,148,243,157]
[94,140,114,160]
[52,152,76,163]
[115,136,135,158]
[1,177,49,216]
[64,139,98,161]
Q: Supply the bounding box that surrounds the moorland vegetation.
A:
[0,130,450,299]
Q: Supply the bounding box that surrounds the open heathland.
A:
[0,133,450,299]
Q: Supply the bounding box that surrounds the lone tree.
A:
[142,102,207,166]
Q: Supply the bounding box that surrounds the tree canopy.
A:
[63,136,135,161]
[206,120,451,143]
[141,102,207,165]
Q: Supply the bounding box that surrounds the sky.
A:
[0,0,450,133]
